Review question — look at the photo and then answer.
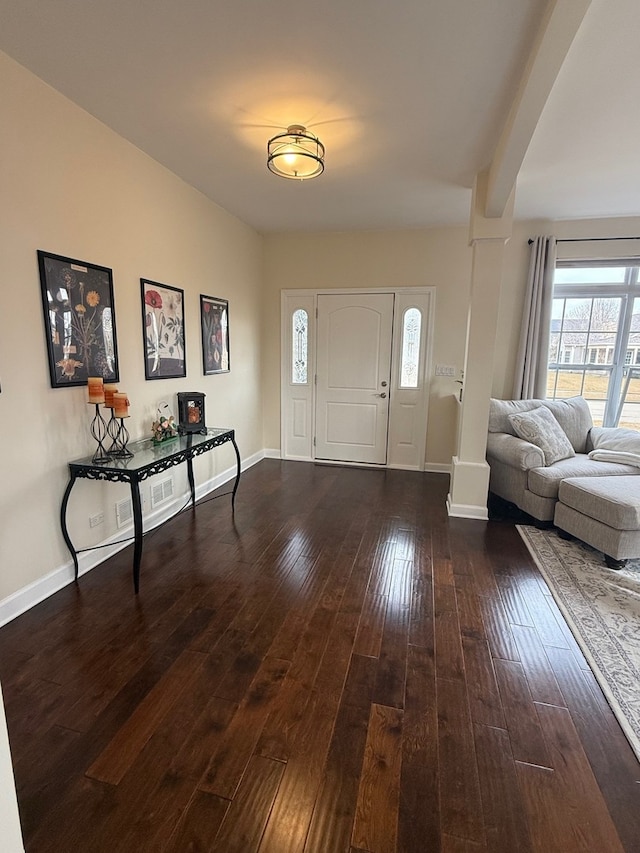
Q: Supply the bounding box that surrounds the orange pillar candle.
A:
[113,392,130,418]
[103,384,118,408]
[87,377,105,404]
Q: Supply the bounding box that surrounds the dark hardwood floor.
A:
[1,460,639,852]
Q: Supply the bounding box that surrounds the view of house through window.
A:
[547,264,640,427]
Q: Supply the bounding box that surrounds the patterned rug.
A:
[517,524,640,762]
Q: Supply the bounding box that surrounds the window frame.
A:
[549,262,640,426]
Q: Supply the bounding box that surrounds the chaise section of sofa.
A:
[486,396,640,522]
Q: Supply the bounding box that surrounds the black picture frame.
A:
[141,279,186,380]
[37,250,120,388]
[200,295,230,375]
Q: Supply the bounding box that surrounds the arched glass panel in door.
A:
[400,307,421,388]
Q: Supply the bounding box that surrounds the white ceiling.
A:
[0,0,638,233]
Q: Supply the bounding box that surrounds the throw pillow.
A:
[508,406,575,466]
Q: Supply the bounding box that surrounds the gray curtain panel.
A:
[512,235,557,399]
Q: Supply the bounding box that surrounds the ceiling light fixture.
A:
[267,125,325,180]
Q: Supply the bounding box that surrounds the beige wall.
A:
[4,47,640,614]
[264,216,640,471]
[263,228,474,467]
[0,51,264,605]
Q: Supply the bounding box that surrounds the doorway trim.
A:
[281,287,435,470]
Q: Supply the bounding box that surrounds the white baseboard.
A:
[267,452,451,474]
[263,448,282,459]
[424,462,452,475]
[0,449,265,628]
[446,493,489,520]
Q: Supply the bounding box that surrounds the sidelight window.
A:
[400,307,422,388]
[292,308,308,384]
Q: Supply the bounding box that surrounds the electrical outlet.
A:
[89,512,104,528]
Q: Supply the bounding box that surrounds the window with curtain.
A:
[547,263,640,427]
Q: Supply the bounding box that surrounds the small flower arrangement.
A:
[151,413,179,444]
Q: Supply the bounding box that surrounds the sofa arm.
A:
[486,432,545,471]
[587,426,640,453]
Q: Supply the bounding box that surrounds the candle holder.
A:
[105,406,121,454]
[89,403,112,464]
[111,416,133,458]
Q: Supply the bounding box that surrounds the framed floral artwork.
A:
[141,279,186,380]
[200,295,230,375]
[37,250,120,388]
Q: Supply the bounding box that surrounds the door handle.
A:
[374,392,387,398]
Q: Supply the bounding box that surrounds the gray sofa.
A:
[486,396,640,523]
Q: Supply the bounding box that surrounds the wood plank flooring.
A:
[1,460,639,852]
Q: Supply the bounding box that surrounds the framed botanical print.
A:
[200,295,230,375]
[141,279,186,380]
[37,250,120,388]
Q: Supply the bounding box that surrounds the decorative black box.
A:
[177,392,206,435]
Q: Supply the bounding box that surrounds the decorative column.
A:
[447,170,514,518]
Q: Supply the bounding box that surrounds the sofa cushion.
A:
[527,455,640,500]
[489,396,593,452]
[489,398,543,434]
[543,397,593,453]
[508,407,575,466]
[558,476,640,530]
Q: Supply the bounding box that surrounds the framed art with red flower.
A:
[37,250,120,389]
[200,295,230,375]
[141,279,186,380]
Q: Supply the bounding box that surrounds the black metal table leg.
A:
[186,455,196,509]
[130,480,143,594]
[231,436,241,511]
[60,474,79,581]
[65,428,238,595]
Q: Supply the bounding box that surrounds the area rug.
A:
[517,524,640,762]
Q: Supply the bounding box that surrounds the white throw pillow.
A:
[508,406,575,466]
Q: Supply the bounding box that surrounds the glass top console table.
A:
[60,428,240,593]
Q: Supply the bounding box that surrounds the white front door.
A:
[315,293,394,464]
